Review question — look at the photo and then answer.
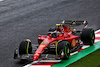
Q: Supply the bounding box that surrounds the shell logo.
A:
[71,39,76,47]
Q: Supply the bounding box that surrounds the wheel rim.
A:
[60,50,64,56]
[59,49,65,58]
[60,47,70,58]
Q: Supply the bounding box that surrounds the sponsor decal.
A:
[71,39,76,47]
[40,45,45,47]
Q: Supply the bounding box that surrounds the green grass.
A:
[68,49,100,67]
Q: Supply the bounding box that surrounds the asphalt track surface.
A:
[0,0,100,67]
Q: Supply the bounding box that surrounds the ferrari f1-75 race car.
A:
[14,20,95,61]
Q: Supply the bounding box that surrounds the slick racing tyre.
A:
[81,28,95,46]
[56,41,70,60]
[19,39,32,55]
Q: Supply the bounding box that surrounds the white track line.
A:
[95,40,100,42]
[24,65,51,67]
[95,34,100,37]
[82,45,90,49]
[70,51,78,56]
[24,64,51,67]
[40,60,61,62]
[95,29,100,42]
[23,60,61,67]
[95,29,100,34]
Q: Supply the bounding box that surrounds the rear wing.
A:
[56,20,88,28]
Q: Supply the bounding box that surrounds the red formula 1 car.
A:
[14,20,95,61]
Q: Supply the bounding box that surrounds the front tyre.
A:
[19,39,32,55]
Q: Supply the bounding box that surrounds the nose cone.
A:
[33,55,38,61]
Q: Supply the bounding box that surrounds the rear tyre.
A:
[57,41,70,60]
[19,39,32,55]
[81,28,95,46]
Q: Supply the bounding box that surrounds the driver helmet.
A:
[48,27,58,38]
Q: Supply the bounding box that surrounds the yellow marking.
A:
[67,48,69,53]
[56,24,61,26]
[40,45,45,47]
[55,41,58,45]
[92,35,94,39]
[67,27,70,32]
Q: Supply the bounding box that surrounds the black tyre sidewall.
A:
[57,41,70,60]
[81,28,95,45]
[19,41,32,55]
